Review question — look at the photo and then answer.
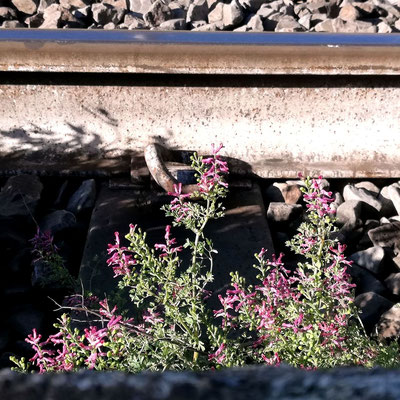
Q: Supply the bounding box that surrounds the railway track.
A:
[1,30,400,178]
[2,29,400,387]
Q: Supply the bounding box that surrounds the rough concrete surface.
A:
[1,77,400,178]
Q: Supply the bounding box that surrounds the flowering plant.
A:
[11,148,400,373]
[30,228,76,290]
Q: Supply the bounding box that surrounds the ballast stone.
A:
[186,0,208,22]
[0,7,18,22]
[388,183,400,216]
[275,14,304,31]
[378,184,397,217]
[355,291,394,334]
[368,221,400,251]
[343,184,383,213]
[267,202,303,223]
[11,0,38,15]
[92,3,124,25]
[144,0,172,27]
[349,246,385,276]
[384,272,400,296]
[348,263,388,296]
[66,179,96,215]
[39,210,77,235]
[159,17,186,29]
[0,175,43,218]
[377,305,400,339]
[336,200,362,228]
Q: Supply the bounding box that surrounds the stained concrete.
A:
[1,75,400,178]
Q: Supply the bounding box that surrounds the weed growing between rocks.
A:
[10,145,400,372]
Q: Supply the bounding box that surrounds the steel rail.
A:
[1,30,400,74]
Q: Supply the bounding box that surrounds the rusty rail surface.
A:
[1,30,400,75]
[1,30,400,178]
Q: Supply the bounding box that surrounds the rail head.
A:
[1,30,400,75]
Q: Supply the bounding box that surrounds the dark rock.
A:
[159,17,186,29]
[378,184,397,217]
[348,263,388,296]
[349,246,385,276]
[377,305,400,339]
[0,175,42,218]
[123,11,144,26]
[39,4,63,28]
[8,304,45,338]
[391,252,400,271]
[72,5,91,21]
[169,1,186,19]
[3,243,31,279]
[368,221,400,251]
[92,3,124,25]
[0,329,9,353]
[354,291,394,334]
[264,182,285,203]
[358,219,380,249]
[222,0,244,28]
[144,0,172,27]
[331,191,344,212]
[267,202,303,223]
[265,182,302,205]
[343,184,382,213]
[10,0,38,15]
[191,19,206,28]
[66,179,96,215]
[0,7,18,23]
[389,183,400,216]
[373,0,400,19]
[384,272,400,296]
[336,200,362,228]
[186,0,208,23]
[25,12,44,27]
[333,220,364,247]
[39,210,77,235]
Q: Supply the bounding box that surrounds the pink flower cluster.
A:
[154,225,182,257]
[24,299,131,373]
[106,225,137,277]
[198,143,229,194]
[302,175,336,217]
[29,227,58,260]
[168,183,192,222]
[211,176,359,368]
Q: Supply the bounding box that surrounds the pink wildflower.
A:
[208,343,226,364]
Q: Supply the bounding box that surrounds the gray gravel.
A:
[2,0,400,32]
